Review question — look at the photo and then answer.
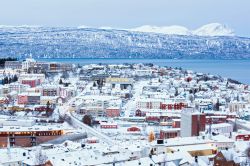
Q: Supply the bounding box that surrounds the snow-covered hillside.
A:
[0,24,249,59]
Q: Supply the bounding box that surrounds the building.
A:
[105,107,120,117]
[207,123,233,135]
[127,126,141,133]
[100,122,118,129]
[49,62,73,72]
[77,95,121,117]
[206,115,227,124]
[22,58,36,71]
[8,83,29,93]
[21,79,41,88]
[0,119,67,147]
[18,93,41,105]
[59,86,75,99]
[42,85,59,96]
[214,150,240,166]
[4,61,22,69]
[235,131,250,141]
[160,102,187,110]
[229,101,248,112]
[167,144,217,157]
[19,74,45,84]
[181,108,206,137]
[160,128,180,139]
[136,98,187,110]
[40,96,58,105]
[28,62,49,73]
[106,77,133,90]
[136,98,162,109]
[0,97,9,104]
[172,119,181,128]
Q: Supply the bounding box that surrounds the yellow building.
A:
[167,144,217,157]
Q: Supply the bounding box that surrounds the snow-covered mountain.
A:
[193,23,234,36]
[129,25,192,36]
[77,23,235,37]
[128,23,234,37]
[0,25,249,59]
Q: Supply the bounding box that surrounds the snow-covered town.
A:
[0,58,249,166]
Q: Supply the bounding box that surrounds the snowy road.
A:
[56,81,115,145]
[122,80,149,117]
[68,112,114,145]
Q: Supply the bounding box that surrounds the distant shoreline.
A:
[33,58,250,60]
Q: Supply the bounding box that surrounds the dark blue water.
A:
[37,58,250,85]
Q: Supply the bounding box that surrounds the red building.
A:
[127,126,141,132]
[145,112,180,124]
[146,116,160,123]
[87,137,99,144]
[18,95,28,105]
[160,102,187,110]
[206,116,227,124]
[100,123,118,129]
[172,119,180,128]
[21,79,41,88]
[105,107,120,117]
[191,113,206,136]
[235,134,250,141]
[160,128,180,139]
[18,93,40,105]
[0,129,63,147]
[181,110,206,137]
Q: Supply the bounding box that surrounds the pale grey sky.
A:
[0,0,249,36]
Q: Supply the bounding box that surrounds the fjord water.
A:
[38,58,250,85]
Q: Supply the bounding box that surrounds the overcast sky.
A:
[0,0,249,37]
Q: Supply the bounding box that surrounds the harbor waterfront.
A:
[37,58,250,84]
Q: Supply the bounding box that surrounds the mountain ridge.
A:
[0,25,249,59]
[128,23,234,37]
[76,23,235,37]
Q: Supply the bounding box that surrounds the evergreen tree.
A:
[82,115,92,126]
[8,77,12,84]
[4,77,8,84]
[198,85,201,91]
[214,99,220,111]
[175,88,178,96]
[236,94,240,101]
[13,75,18,82]
[96,79,100,86]
[59,79,63,84]
[46,101,50,116]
